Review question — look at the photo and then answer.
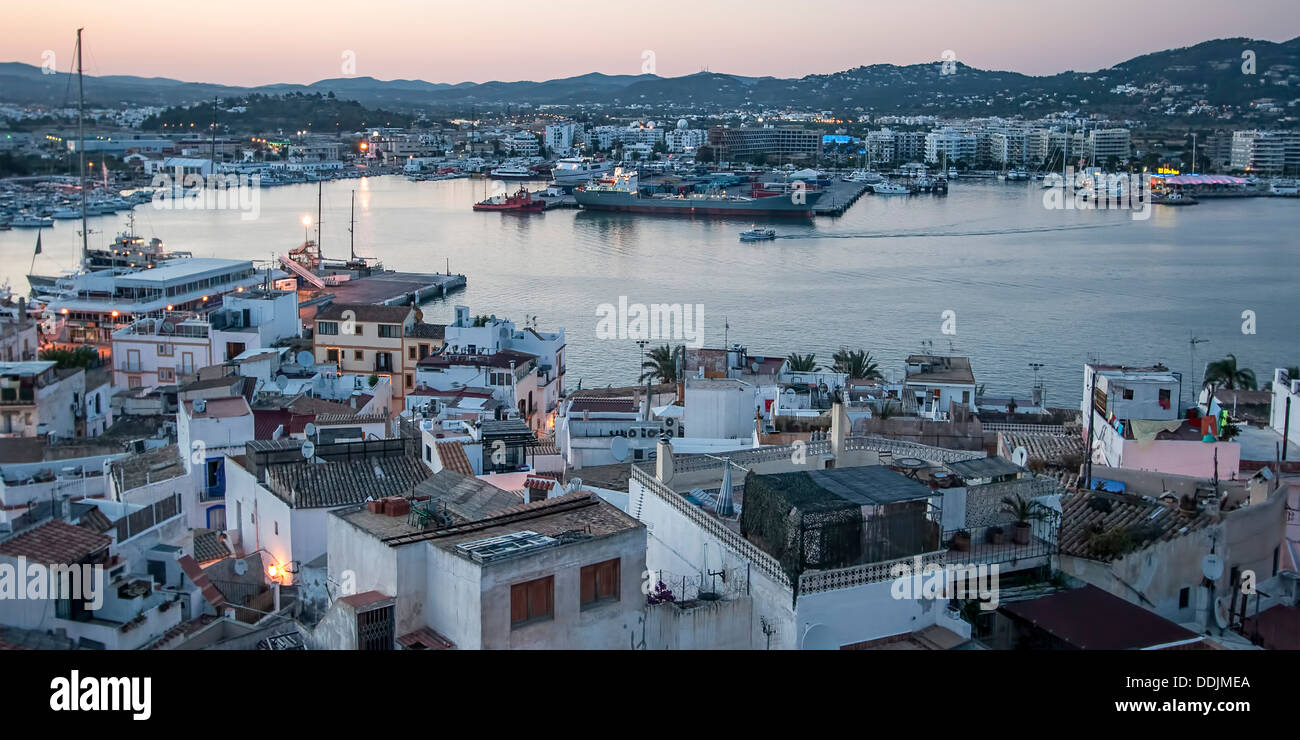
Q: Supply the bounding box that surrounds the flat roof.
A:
[114,258,254,285]
[0,361,56,376]
[1000,585,1203,649]
[945,456,1024,480]
[760,466,934,506]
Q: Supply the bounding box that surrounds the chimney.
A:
[655,435,675,484]
[830,401,848,460]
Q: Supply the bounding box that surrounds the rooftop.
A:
[413,469,524,523]
[1058,490,1212,562]
[183,396,252,420]
[999,585,1204,649]
[904,355,975,385]
[315,302,412,324]
[944,456,1025,481]
[262,454,431,509]
[0,519,111,564]
[109,444,187,491]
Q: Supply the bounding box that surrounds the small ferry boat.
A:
[739,227,776,242]
[872,182,910,195]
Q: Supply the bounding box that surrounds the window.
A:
[317,321,339,335]
[408,346,417,360]
[326,348,340,363]
[354,350,364,361]
[580,559,621,608]
[378,324,401,338]
[510,576,554,627]
[1179,587,1190,609]
[159,367,175,383]
[1158,388,1172,408]
[127,376,142,389]
[273,520,278,535]
[1122,388,1134,400]
[357,604,395,651]
[405,373,413,389]
[156,343,173,356]
[419,344,430,359]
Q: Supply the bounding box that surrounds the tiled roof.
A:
[288,395,357,416]
[998,431,1084,466]
[178,554,226,609]
[265,455,431,509]
[77,507,114,534]
[339,590,392,609]
[316,412,388,426]
[397,626,455,650]
[0,520,111,564]
[436,441,476,477]
[407,323,446,340]
[412,469,523,524]
[570,398,639,415]
[315,303,412,324]
[193,528,231,564]
[109,444,187,491]
[1058,491,1212,562]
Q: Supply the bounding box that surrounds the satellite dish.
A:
[610,436,629,462]
[275,375,289,391]
[1214,596,1230,629]
[304,422,317,438]
[301,440,316,459]
[1011,446,1028,467]
[296,350,314,367]
[233,558,248,576]
[1201,554,1224,581]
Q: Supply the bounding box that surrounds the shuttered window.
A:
[580,558,620,608]
[510,575,553,628]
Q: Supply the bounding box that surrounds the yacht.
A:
[488,165,536,180]
[10,214,54,228]
[551,157,616,185]
[872,182,911,195]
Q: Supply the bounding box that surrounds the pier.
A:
[813,180,872,216]
[323,270,467,306]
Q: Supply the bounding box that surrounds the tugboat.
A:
[473,187,546,212]
[739,227,776,242]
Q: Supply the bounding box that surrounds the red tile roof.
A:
[570,398,639,415]
[178,554,226,609]
[339,590,391,609]
[0,520,111,564]
[397,626,455,650]
[436,440,476,477]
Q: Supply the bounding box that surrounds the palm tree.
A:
[831,348,882,380]
[1202,354,1257,412]
[639,344,683,384]
[785,353,818,372]
[1000,493,1049,526]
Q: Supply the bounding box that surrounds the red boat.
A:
[473,187,546,212]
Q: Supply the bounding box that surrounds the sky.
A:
[5,0,1298,86]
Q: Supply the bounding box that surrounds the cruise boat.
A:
[872,182,911,195]
[473,187,546,212]
[488,165,537,180]
[739,227,776,242]
[551,156,616,185]
[573,168,822,219]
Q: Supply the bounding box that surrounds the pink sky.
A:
[6,0,1298,86]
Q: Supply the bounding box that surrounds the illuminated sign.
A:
[1157,167,1180,175]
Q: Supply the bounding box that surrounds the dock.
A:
[813,180,872,217]
[322,271,467,306]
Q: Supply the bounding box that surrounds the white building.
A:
[0,361,85,439]
[177,395,253,531]
[1269,368,1300,446]
[904,355,977,420]
[925,128,977,164]
[112,313,214,389]
[207,288,300,363]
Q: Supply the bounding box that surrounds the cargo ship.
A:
[573,168,821,219]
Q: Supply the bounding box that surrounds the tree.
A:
[640,344,683,384]
[695,146,715,163]
[785,353,818,372]
[831,348,882,380]
[39,347,98,370]
[1202,353,1257,414]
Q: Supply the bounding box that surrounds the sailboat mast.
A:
[349,190,356,261]
[316,180,323,263]
[76,28,87,270]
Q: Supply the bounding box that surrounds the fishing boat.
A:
[739,227,776,242]
[473,187,546,212]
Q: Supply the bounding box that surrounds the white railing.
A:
[631,465,791,588]
[799,550,947,595]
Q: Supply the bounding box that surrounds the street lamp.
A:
[302,215,312,244]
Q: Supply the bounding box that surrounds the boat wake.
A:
[778,223,1119,240]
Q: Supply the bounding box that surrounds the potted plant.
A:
[951,530,971,551]
[986,526,1005,545]
[1001,493,1049,545]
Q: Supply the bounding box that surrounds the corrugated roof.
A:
[945,456,1025,479]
